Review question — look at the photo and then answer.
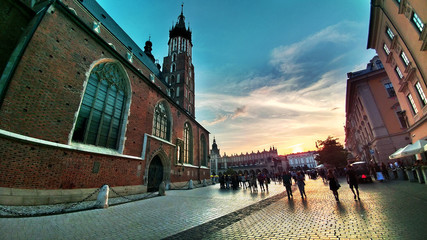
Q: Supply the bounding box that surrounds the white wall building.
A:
[287,151,318,169]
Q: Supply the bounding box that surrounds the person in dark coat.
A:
[346,165,360,200]
[327,169,340,202]
[296,171,307,199]
[282,171,293,199]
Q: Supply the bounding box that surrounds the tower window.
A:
[171,63,176,72]
[173,38,177,51]
[72,62,128,150]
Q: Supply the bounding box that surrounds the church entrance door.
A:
[147,156,163,192]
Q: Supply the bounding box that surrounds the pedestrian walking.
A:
[291,171,297,184]
[327,169,340,202]
[257,172,266,192]
[264,173,270,192]
[282,171,293,199]
[250,174,258,193]
[296,171,307,199]
[346,165,360,200]
[381,162,390,181]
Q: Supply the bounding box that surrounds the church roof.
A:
[78,1,161,78]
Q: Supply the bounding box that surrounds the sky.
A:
[97,0,377,156]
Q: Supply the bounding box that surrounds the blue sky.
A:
[97,0,376,155]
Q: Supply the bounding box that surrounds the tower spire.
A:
[181,2,184,15]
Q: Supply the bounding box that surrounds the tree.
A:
[315,136,348,168]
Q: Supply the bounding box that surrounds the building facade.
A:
[286,151,318,170]
[0,0,209,205]
[213,142,279,176]
[345,56,411,165]
[367,0,427,161]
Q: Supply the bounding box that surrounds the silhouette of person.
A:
[327,169,340,202]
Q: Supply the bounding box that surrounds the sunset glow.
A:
[98,0,376,156]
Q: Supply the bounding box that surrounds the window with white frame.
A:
[395,66,404,79]
[415,82,427,106]
[407,93,418,114]
[72,62,128,150]
[400,51,410,66]
[383,43,391,55]
[412,12,424,33]
[386,27,395,40]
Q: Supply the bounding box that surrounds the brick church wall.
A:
[0,0,210,199]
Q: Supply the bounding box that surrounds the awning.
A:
[400,139,427,156]
[389,139,427,159]
[389,148,405,159]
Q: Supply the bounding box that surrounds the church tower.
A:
[163,5,195,116]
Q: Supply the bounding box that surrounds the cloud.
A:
[270,21,359,78]
[196,22,368,155]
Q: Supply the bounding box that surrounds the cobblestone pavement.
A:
[199,178,427,240]
[1,178,426,240]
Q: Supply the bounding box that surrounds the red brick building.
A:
[0,0,209,205]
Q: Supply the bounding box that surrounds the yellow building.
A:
[367,0,427,161]
[345,56,411,165]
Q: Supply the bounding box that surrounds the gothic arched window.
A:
[72,62,128,150]
[200,134,207,166]
[183,122,193,164]
[152,101,171,141]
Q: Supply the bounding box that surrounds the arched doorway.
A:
[147,156,164,192]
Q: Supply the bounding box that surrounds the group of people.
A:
[218,172,272,192]
[281,166,360,202]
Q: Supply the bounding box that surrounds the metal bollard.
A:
[188,179,194,189]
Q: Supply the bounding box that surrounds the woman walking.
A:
[327,169,340,202]
[296,171,307,199]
